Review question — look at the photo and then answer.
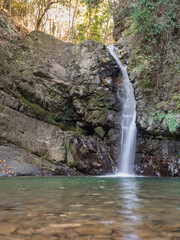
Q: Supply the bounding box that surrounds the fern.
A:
[163,111,179,133]
[157,112,164,121]
[148,111,178,133]
[148,116,153,125]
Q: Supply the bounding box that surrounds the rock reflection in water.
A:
[0,177,180,240]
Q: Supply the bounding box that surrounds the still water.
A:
[0,177,180,240]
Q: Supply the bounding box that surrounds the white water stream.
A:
[107,45,137,176]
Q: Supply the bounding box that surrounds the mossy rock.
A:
[94,126,105,139]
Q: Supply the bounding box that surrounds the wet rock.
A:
[67,136,116,175]
[0,104,69,163]
[112,2,180,175]
[135,137,180,177]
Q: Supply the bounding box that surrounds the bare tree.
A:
[8,0,11,22]
[71,0,78,43]
[2,0,8,9]
[36,0,66,30]
[67,0,71,42]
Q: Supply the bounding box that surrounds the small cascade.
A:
[107,45,137,175]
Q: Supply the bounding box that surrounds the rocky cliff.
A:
[113,0,180,176]
[0,11,123,176]
[0,7,179,177]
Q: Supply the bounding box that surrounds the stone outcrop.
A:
[0,104,69,163]
[135,135,180,177]
[0,11,122,176]
[0,142,81,177]
[67,136,116,175]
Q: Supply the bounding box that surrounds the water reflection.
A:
[0,177,180,240]
[118,178,142,239]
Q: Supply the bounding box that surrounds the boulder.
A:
[67,136,116,175]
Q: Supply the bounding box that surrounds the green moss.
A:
[57,123,76,132]
[99,111,108,122]
[21,96,78,132]
[94,126,105,138]
[21,97,47,115]
[21,97,61,127]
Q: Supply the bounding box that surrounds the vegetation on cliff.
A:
[114,0,179,135]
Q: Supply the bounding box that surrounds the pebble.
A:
[83,220,98,225]
[92,234,112,239]
[75,227,112,235]
[0,224,17,235]
[32,234,58,240]
[36,226,65,235]
[72,237,91,240]
[16,228,34,235]
[36,223,81,235]
[49,223,81,228]
[112,237,123,240]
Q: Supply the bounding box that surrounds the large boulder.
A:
[0,104,70,163]
[67,136,116,175]
[0,142,81,177]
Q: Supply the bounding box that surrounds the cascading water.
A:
[107,45,137,176]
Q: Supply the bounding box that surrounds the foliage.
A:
[148,111,179,133]
[1,0,114,44]
[172,94,180,110]
[115,0,180,117]
[75,0,113,43]
[114,0,178,95]
[129,0,179,80]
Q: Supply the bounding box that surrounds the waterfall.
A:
[107,45,137,175]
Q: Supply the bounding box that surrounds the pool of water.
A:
[0,176,180,240]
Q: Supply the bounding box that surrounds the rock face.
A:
[0,104,69,163]
[67,136,116,175]
[113,2,180,176]
[0,11,122,176]
[135,136,180,177]
[0,142,81,177]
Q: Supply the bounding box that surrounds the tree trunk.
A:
[36,1,55,31]
[71,0,78,43]
[2,0,8,9]
[8,0,11,20]
[67,0,72,42]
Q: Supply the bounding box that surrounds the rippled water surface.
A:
[0,177,180,240]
